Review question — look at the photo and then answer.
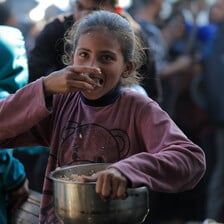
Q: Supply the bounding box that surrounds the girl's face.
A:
[72,29,132,100]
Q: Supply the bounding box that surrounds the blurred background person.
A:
[0,25,29,224]
[199,0,224,222]
[128,0,216,223]
[28,0,119,80]
[0,2,49,193]
[128,0,193,83]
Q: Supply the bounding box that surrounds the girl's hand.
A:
[43,66,101,96]
[81,168,128,201]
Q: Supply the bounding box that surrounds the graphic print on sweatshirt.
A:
[58,121,130,166]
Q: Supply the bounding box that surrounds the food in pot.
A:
[58,169,96,182]
[60,174,83,182]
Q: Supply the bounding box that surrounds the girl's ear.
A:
[122,61,134,78]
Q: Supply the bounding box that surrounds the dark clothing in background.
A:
[28,14,74,80]
[201,21,224,222]
[202,21,224,125]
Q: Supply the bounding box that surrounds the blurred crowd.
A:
[0,0,224,223]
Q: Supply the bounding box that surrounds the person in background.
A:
[151,10,213,223]
[0,150,29,224]
[0,25,29,224]
[0,2,49,194]
[199,0,224,222]
[128,0,193,82]
[28,0,161,102]
[0,11,205,223]
[128,2,204,222]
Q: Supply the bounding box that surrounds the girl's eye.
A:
[79,52,88,58]
[76,52,89,61]
[101,55,113,62]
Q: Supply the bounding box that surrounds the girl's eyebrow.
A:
[99,50,116,55]
[77,48,117,56]
[77,47,90,51]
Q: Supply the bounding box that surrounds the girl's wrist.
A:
[43,76,54,97]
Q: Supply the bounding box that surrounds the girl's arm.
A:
[0,79,51,144]
[110,101,206,193]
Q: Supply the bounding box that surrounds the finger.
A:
[96,173,113,200]
[69,66,101,76]
[81,174,97,182]
[117,182,128,200]
[99,193,110,202]
[111,177,119,199]
[70,73,96,86]
[95,173,104,195]
[93,173,112,201]
[100,174,112,198]
[68,66,102,86]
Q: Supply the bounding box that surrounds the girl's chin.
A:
[82,91,103,100]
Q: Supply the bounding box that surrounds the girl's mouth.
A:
[91,77,104,87]
[84,73,104,87]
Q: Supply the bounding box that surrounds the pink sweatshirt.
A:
[0,78,206,223]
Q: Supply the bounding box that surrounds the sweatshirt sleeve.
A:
[0,149,26,192]
[0,78,51,143]
[110,100,206,193]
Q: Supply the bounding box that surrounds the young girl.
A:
[0,11,205,223]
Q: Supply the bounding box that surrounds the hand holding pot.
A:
[81,168,128,200]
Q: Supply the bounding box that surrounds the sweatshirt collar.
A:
[80,86,122,107]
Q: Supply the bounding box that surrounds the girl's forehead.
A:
[79,27,115,38]
[76,30,122,52]
[78,29,117,43]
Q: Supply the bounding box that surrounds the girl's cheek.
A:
[71,53,79,64]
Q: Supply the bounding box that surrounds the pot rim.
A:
[48,163,149,193]
[48,163,111,184]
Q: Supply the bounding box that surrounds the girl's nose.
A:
[88,57,99,67]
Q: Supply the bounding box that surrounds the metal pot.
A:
[49,163,150,224]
